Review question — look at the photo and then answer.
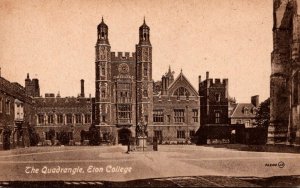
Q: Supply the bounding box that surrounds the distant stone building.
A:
[269,0,300,145]
[230,96,259,128]
[28,79,92,144]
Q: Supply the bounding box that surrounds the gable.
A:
[167,72,198,97]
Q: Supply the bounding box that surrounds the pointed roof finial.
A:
[144,16,146,24]
[27,73,30,79]
[102,16,104,22]
[180,68,183,73]
[168,65,171,72]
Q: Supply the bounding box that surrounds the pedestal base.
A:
[137,136,147,148]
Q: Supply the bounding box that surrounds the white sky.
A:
[0,0,272,103]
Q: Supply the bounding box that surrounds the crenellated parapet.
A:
[200,78,228,89]
[111,52,136,61]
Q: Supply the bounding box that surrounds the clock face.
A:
[118,63,129,74]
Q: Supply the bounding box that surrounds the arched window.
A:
[174,87,190,100]
[101,90,106,98]
[143,90,148,97]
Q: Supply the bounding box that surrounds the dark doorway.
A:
[118,128,131,145]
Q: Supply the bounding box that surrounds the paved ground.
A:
[0,145,299,187]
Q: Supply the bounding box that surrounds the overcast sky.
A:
[0,0,272,103]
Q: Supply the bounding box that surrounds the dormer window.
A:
[244,107,249,115]
[252,107,258,115]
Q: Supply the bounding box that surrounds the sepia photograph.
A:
[0,0,300,187]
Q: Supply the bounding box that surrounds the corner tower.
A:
[269,0,296,144]
[95,17,111,125]
[136,18,153,127]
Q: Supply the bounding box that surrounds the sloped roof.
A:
[34,97,91,108]
[230,103,257,118]
[167,70,198,96]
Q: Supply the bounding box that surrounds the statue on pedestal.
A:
[136,117,148,149]
[136,119,148,137]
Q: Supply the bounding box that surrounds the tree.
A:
[255,98,270,128]
[57,130,70,145]
[89,124,100,145]
[3,125,12,150]
[27,123,40,146]
[48,129,56,145]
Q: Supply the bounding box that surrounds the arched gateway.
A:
[118,128,131,145]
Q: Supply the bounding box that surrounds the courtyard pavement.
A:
[0,145,299,186]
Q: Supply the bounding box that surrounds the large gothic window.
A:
[117,104,132,124]
[116,81,133,125]
[174,87,190,100]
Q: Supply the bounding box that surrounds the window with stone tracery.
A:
[174,87,190,100]
[116,81,132,124]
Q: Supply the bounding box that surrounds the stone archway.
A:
[118,128,131,145]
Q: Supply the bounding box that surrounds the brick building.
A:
[28,79,92,144]
[230,96,259,128]
[269,0,300,145]
[25,73,40,97]
[152,68,200,144]
[94,18,200,144]
[197,72,230,144]
[199,72,229,126]
[0,72,34,147]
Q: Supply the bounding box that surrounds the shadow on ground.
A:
[202,144,300,153]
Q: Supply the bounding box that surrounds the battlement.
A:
[111,51,136,61]
[200,78,228,88]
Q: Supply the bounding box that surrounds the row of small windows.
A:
[235,120,251,127]
[37,114,91,125]
[153,109,199,123]
[154,130,195,139]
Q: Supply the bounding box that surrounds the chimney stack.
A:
[80,79,85,97]
[206,71,209,80]
[251,95,259,107]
